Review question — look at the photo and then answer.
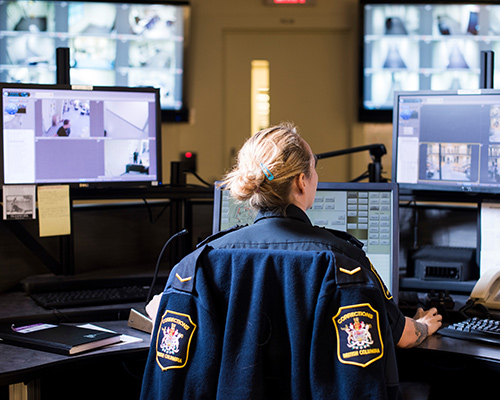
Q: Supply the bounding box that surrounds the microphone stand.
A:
[128,229,189,333]
[315,143,387,183]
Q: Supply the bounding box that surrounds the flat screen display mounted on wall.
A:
[360,1,500,123]
[0,0,190,122]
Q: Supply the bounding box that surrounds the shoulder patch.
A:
[156,310,197,371]
[332,303,384,368]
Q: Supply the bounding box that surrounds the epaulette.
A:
[167,244,212,293]
[322,227,365,249]
[334,252,368,287]
[168,225,247,293]
[196,224,248,248]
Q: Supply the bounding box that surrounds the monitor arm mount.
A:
[315,143,387,183]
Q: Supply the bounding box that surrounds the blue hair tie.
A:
[260,162,274,181]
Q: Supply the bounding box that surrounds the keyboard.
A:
[30,285,160,309]
[439,317,500,346]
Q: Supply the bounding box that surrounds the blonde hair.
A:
[220,123,313,212]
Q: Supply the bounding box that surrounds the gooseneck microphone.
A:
[146,228,189,305]
[129,228,189,333]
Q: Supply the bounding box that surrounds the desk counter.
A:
[0,320,151,388]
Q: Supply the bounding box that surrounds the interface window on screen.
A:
[395,92,500,193]
[2,86,159,185]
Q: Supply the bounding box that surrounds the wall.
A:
[0,0,399,292]
[161,0,393,186]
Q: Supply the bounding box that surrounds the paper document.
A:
[78,324,143,345]
[480,203,500,276]
[37,185,71,237]
[2,185,36,220]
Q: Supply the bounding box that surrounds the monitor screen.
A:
[213,182,400,301]
[360,1,500,122]
[0,0,190,122]
[1,82,161,187]
[392,88,500,196]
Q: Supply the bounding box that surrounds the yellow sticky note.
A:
[38,185,71,237]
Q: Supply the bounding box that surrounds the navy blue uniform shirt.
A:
[140,204,404,399]
[209,204,405,345]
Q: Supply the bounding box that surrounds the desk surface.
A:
[3,291,500,390]
[0,320,151,387]
[0,290,152,388]
[416,331,500,365]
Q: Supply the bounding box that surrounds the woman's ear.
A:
[295,172,307,194]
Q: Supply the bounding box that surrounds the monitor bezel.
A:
[0,81,162,189]
[212,181,400,301]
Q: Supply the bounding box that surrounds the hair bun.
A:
[230,169,262,201]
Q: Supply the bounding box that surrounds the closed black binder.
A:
[0,323,121,355]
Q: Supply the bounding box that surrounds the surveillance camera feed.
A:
[361,1,500,120]
[393,90,500,194]
[1,84,160,186]
[0,0,189,115]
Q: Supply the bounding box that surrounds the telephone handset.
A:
[469,268,500,311]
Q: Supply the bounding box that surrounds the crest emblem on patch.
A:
[332,303,384,367]
[342,317,374,350]
[160,323,183,355]
[156,310,196,371]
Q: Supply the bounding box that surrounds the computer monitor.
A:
[393,89,500,197]
[0,0,191,122]
[1,82,161,188]
[213,181,400,301]
[359,1,500,123]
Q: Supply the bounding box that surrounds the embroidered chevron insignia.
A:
[175,273,192,283]
[339,267,361,275]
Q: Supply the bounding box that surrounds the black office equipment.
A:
[56,47,71,85]
[24,276,166,309]
[410,246,477,282]
[439,318,500,346]
[30,285,156,309]
[315,143,387,183]
[0,0,191,122]
[480,50,495,89]
[212,181,400,302]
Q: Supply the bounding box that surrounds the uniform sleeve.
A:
[385,296,406,344]
[310,252,401,399]
[140,247,222,400]
[365,257,406,344]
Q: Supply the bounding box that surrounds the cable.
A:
[412,201,419,249]
[145,228,189,305]
[185,170,213,188]
[350,170,370,182]
[142,198,169,224]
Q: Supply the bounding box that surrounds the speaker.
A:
[410,246,478,281]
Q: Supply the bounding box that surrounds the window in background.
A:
[251,60,270,135]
